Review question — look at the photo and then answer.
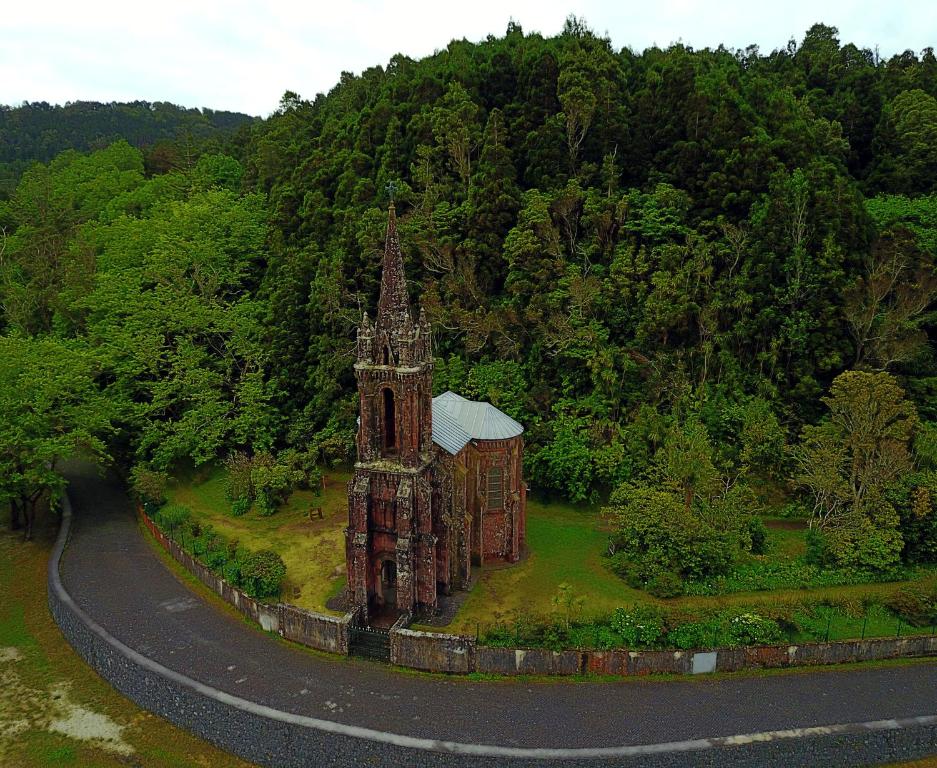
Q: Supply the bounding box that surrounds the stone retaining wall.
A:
[390,627,475,673]
[140,508,937,678]
[141,511,353,654]
[472,638,937,677]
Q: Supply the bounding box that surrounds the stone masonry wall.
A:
[390,627,475,673]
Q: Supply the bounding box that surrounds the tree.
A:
[888,89,937,194]
[85,184,276,470]
[796,370,917,570]
[0,336,113,539]
[430,82,481,194]
[844,227,937,369]
[605,482,738,586]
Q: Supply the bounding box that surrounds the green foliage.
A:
[550,582,585,629]
[230,497,252,517]
[681,558,908,596]
[645,570,684,599]
[4,23,937,551]
[130,464,169,505]
[150,501,286,600]
[224,452,254,502]
[796,371,917,571]
[0,335,114,535]
[886,584,937,627]
[239,550,287,600]
[251,452,306,516]
[747,516,769,556]
[606,482,739,584]
[154,503,191,534]
[609,606,665,646]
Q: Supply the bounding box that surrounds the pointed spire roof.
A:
[376,202,412,334]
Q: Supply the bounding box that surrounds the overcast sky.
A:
[2,1,934,117]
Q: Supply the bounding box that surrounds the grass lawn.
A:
[442,497,645,635]
[166,466,350,613]
[0,504,254,768]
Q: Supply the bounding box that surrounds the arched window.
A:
[383,345,391,365]
[487,467,503,510]
[383,388,397,451]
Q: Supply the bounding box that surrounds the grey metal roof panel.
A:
[431,403,473,455]
[432,390,523,449]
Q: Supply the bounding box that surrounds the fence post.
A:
[824,613,832,643]
[897,618,902,638]
[861,615,867,641]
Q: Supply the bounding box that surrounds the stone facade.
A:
[346,204,526,622]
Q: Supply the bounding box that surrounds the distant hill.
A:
[0,100,257,196]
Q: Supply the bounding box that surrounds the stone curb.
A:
[49,491,937,767]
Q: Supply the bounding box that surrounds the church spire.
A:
[376,202,411,334]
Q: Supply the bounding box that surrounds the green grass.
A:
[165,466,350,613]
[0,504,254,768]
[441,497,645,634]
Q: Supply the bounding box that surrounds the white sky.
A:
[2,1,934,117]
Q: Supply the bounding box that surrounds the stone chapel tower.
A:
[345,203,437,621]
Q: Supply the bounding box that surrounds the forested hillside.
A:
[2,21,936,574]
[0,100,256,197]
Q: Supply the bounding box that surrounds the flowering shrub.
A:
[609,606,665,646]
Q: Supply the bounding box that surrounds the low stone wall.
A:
[141,510,352,655]
[474,637,937,677]
[390,627,475,673]
[279,604,352,655]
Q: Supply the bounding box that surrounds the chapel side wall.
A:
[473,436,525,563]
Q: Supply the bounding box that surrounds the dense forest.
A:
[0,100,256,197]
[2,20,937,583]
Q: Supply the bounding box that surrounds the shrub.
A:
[203,544,228,571]
[222,559,241,586]
[646,570,684,598]
[224,452,254,502]
[131,464,169,505]
[605,483,737,584]
[230,497,252,517]
[665,620,716,650]
[747,516,768,555]
[154,503,191,535]
[609,606,665,647]
[255,493,277,517]
[779,500,811,519]
[240,550,287,599]
[726,612,783,645]
[887,586,937,627]
[805,527,830,566]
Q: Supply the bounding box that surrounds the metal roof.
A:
[431,391,524,455]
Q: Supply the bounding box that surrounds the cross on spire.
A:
[385,180,397,203]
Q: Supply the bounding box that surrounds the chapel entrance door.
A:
[381,559,397,609]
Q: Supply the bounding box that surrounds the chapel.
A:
[345,203,526,622]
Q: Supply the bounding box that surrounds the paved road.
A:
[58,463,937,764]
